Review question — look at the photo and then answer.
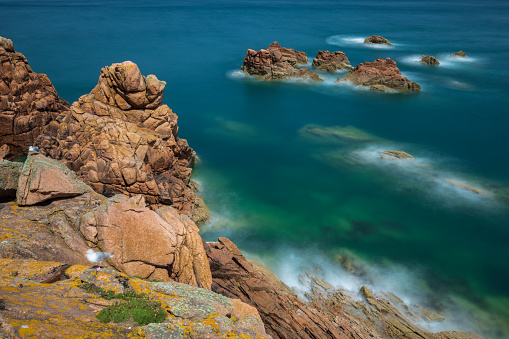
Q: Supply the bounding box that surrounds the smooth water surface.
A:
[2,0,509,336]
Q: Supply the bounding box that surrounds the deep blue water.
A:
[2,0,509,337]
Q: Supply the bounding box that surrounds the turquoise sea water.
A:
[2,0,509,337]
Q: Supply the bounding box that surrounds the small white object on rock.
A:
[21,325,29,328]
[85,249,113,266]
[28,146,39,152]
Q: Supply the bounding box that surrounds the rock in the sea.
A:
[35,61,200,216]
[0,37,70,157]
[342,58,421,92]
[364,35,393,46]
[17,153,90,206]
[451,50,467,57]
[420,55,440,65]
[241,42,322,81]
[379,150,414,160]
[312,50,352,72]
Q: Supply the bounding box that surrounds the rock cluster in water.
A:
[312,50,352,72]
[342,57,421,92]
[364,35,393,46]
[241,41,323,81]
[451,50,467,57]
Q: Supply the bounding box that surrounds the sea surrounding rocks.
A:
[0,37,69,157]
[241,42,323,81]
[312,50,352,72]
[420,55,440,65]
[342,58,421,92]
[205,237,482,339]
[364,35,393,46]
[451,51,467,57]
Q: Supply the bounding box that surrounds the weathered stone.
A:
[0,36,69,157]
[451,51,467,57]
[364,35,393,46]
[420,55,440,65]
[241,42,323,81]
[17,153,90,206]
[312,50,351,72]
[35,61,201,217]
[0,160,22,198]
[0,144,10,159]
[342,58,421,92]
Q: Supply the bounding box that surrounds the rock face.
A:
[451,51,467,57]
[342,58,421,92]
[35,61,199,216]
[17,153,90,206]
[364,35,393,46]
[0,259,271,338]
[312,50,351,72]
[0,37,70,157]
[0,160,21,199]
[241,42,322,81]
[420,55,440,65]
[206,237,483,339]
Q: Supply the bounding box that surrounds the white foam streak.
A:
[326,35,395,49]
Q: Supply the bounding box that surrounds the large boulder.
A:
[364,35,393,46]
[17,153,90,206]
[0,37,70,157]
[79,193,212,288]
[312,50,351,72]
[35,61,199,216]
[420,55,440,65]
[241,42,322,81]
[342,58,421,92]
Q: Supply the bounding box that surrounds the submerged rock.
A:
[379,150,414,160]
[420,55,440,65]
[298,124,377,143]
[241,42,323,81]
[451,50,467,57]
[0,37,70,157]
[312,50,351,72]
[364,35,393,46]
[341,58,421,92]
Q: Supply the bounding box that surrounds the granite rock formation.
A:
[420,55,440,65]
[312,50,352,72]
[0,37,69,157]
[364,35,393,46]
[241,42,322,81]
[205,237,483,339]
[0,160,21,199]
[451,51,467,57]
[342,58,421,92]
[0,153,211,289]
[0,259,271,338]
[35,61,200,216]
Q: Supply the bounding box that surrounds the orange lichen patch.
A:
[201,312,221,333]
[0,258,64,279]
[10,318,137,338]
[65,264,92,279]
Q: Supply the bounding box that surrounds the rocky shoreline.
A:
[0,37,483,338]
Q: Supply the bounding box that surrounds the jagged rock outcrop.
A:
[206,237,483,339]
[0,37,70,157]
[364,35,393,46]
[241,42,322,81]
[420,55,440,65]
[0,259,271,338]
[0,153,211,289]
[451,51,467,57]
[35,61,200,216]
[312,50,351,72]
[341,58,421,92]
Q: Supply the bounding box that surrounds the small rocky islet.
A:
[0,36,484,338]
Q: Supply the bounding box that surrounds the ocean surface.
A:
[2,0,509,337]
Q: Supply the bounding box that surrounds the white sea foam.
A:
[225,69,246,80]
[326,35,396,49]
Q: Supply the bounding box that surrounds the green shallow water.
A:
[2,0,509,337]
